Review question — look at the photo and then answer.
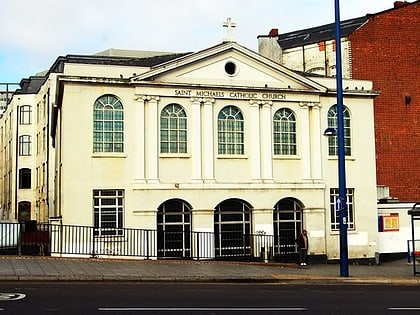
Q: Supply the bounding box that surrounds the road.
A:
[0,282,420,314]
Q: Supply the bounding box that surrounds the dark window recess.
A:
[19,168,31,189]
[225,62,236,75]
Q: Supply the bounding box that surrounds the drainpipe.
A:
[14,104,19,221]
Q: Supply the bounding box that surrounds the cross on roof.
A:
[223,17,236,42]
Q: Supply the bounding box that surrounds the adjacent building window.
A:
[327,105,351,156]
[160,104,187,153]
[273,108,297,155]
[19,105,32,125]
[330,188,354,230]
[93,189,124,236]
[93,94,124,153]
[19,168,31,189]
[18,201,31,222]
[18,135,31,156]
[217,105,244,155]
[379,213,399,232]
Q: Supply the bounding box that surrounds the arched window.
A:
[327,105,351,156]
[273,198,303,257]
[217,106,244,155]
[18,135,31,156]
[273,108,297,155]
[157,199,192,258]
[160,104,187,153]
[93,94,124,153]
[214,198,252,258]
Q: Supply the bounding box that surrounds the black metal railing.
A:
[0,222,297,262]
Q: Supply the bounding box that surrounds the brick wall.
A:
[350,2,420,201]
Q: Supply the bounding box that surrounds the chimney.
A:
[394,1,408,8]
[258,28,282,64]
[268,28,279,37]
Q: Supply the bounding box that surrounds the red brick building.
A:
[259,1,419,202]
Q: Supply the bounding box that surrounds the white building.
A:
[1,38,379,262]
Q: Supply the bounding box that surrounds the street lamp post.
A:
[334,0,349,277]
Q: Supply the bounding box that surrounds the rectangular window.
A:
[93,189,124,236]
[330,188,354,230]
[19,105,32,125]
[379,213,399,232]
[19,168,31,189]
[19,135,31,156]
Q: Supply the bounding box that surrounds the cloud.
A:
[0,0,400,82]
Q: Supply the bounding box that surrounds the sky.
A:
[0,0,401,84]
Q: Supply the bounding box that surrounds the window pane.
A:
[104,132,113,141]
[94,111,103,120]
[114,122,123,131]
[114,111,123,120]
[161,143,168,152]
[179,119,187,129]
[179,142,187,153]
[179,130,187,141]
[114,143,123,152]
[169,118,178,129]
[114,132,123,142]
[170,130,177,141]
[161,117,168,128]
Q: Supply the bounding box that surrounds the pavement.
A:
[0,256,419,285]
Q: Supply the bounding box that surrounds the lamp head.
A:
[323,127,337,137]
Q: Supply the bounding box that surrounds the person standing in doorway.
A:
[296,229,309,266]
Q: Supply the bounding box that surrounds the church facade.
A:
[1,39,378,262]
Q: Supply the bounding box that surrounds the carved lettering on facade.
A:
[173,89,286,100]
[174,89,192,96]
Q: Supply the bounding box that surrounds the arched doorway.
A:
[214,198,252,258]
[157,199,192,258]
[273,198,304,260]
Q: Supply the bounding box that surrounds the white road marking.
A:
[0,293,26,301]
[98,307,307,311]
[389,307,420,311]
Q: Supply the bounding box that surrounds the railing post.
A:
[146,230,149,259]
[18,222,22,256]
[91,226,95,258]
[196,232,200,261]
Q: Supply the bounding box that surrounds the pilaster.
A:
[260,100,274,182]
[190,97,202,182]
[202,98,215,183]
[134,96,146,183]
[145,95,159,183]
[299,102,311,180]
[310,103,322,180]
[249,100,261,182]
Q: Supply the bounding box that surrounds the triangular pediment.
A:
[131,42,326,92]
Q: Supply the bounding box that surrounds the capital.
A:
[191,97,214,104]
